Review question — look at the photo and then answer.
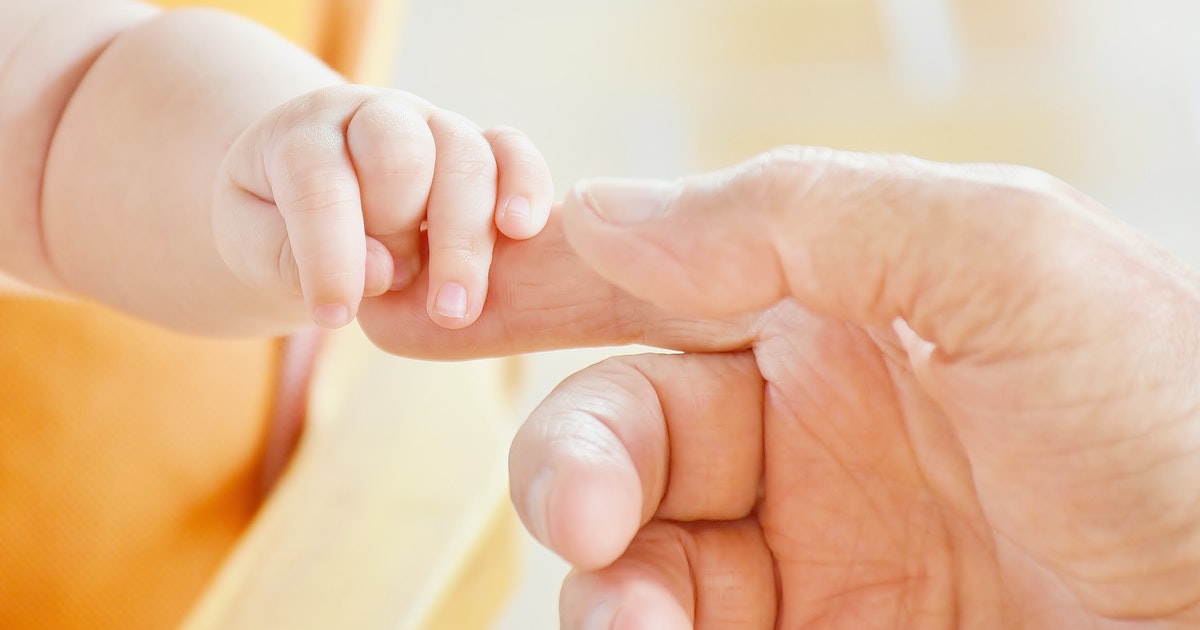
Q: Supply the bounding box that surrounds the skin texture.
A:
[0,5,546,627]
[0,0,552,334]
[5,3,1199,625]
[362,148,1200,628]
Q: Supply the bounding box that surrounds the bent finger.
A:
[559,519,777,630]
[267,121,366,328]
[424,109,498,328]
[508,350,763,570]
[485,125,554,240]
[347,94,437,291]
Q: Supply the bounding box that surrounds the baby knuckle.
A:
[360,143,434,181]
[273,125,343,168]
[275,240,303,295]
[354,99,430,139]
[441,151,497,180]
[429,235,490,264]
[281,180,359,216]
[486,125,529,146]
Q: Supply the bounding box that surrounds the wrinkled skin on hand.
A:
[361,148,1200,628]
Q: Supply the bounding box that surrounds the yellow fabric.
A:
[157,0,403,84]
[0,2,397,628]
[0,300,277,630]
[182,337,521,630]
[158,0,325,52]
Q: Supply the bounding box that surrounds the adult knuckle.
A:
[733,146,837,217]
[982,167,1075,233]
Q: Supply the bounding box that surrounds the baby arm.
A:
[0,1,156,297]
[0,1,551,335]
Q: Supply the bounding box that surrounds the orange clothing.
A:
[0,300,279,629]
[0,2,398,628]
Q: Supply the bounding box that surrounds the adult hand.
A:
[500,148,1200,628]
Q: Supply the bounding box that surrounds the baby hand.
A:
[213,85,552,330]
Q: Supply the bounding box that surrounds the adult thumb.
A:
[560,146,1117,358]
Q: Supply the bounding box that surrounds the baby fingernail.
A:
[503,196,531,223]
[365,247,393,295]
[433,282,468,319]
[524,468,554,546]
[391,255,421,291]
[313,303,350,328]
[579,178,679,225]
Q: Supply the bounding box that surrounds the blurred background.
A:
[387,0,1200,627]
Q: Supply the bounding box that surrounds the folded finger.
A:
[347,94,437,291]
[485,125,553,240]
[559,519,776,630]
[252,90,387,328]
[424,109,498,328]
[508,350,764,570]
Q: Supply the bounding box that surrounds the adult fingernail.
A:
[579,178,680,225]
[524,468,554,546]
[313,303,350,328]
[503,196,531,223]
[433,282,468,319]
[583,598,619,630]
